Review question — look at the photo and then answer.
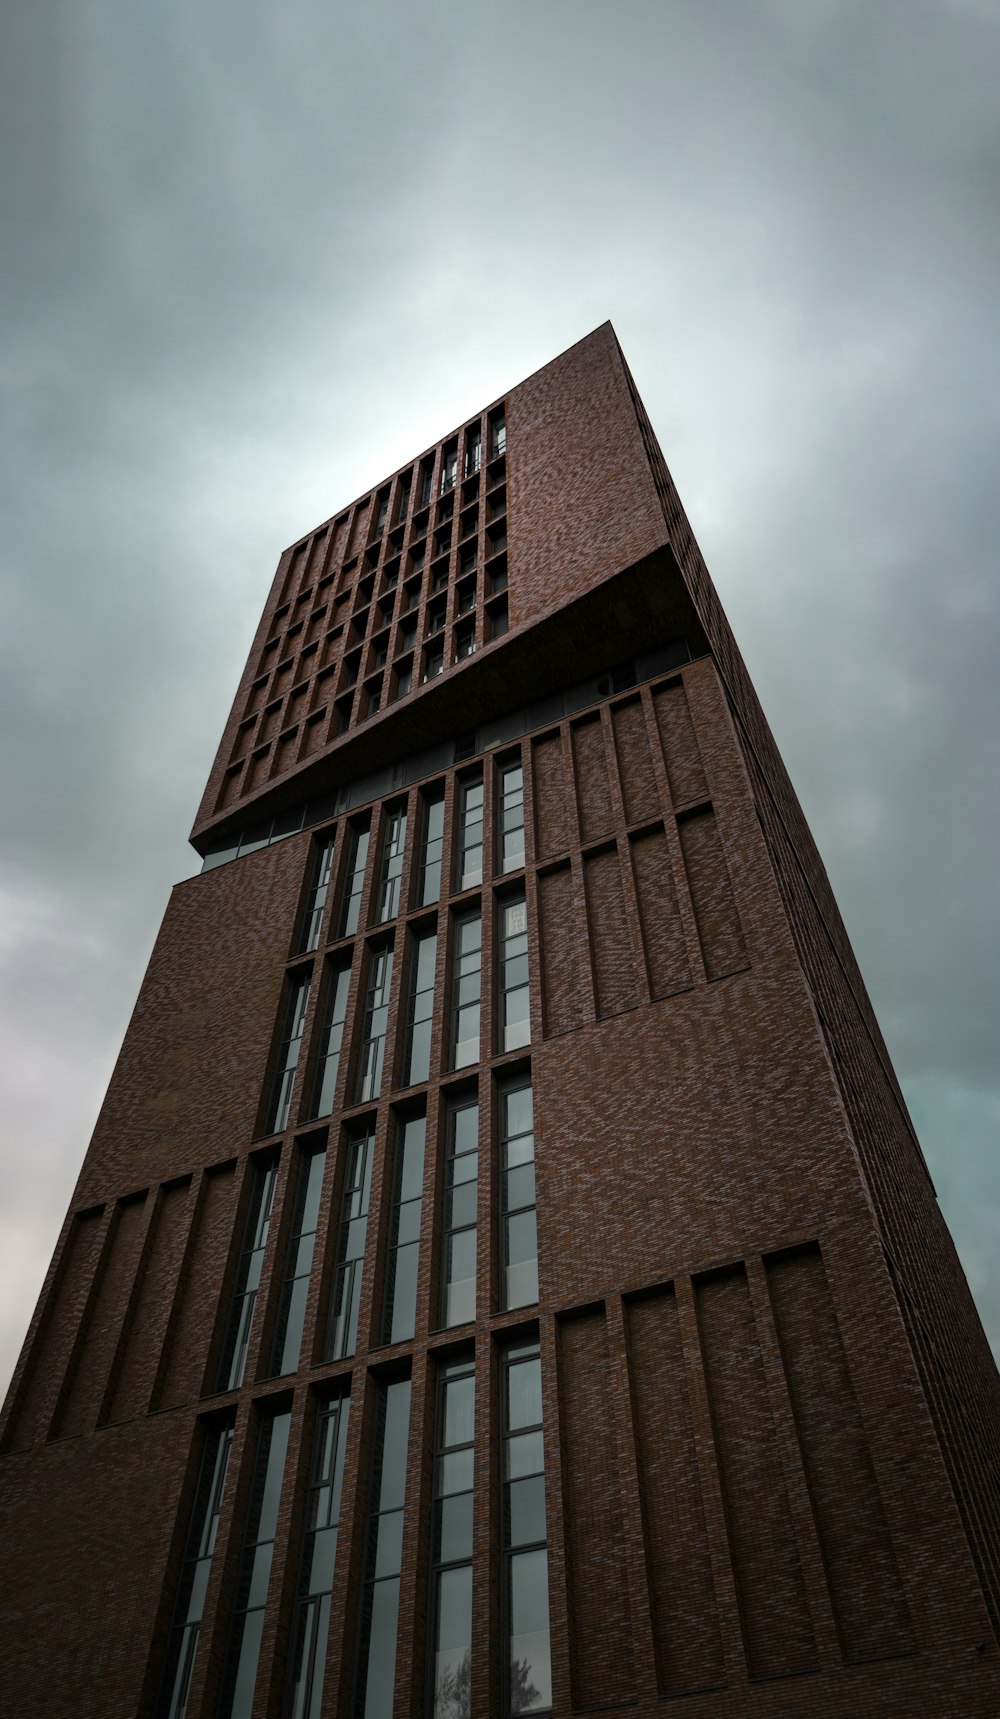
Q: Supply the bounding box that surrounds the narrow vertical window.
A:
[356,945,394,1103]
[450,912,482,1070]
[301,835,335,953]
[404,928,437,1088]
[355,1378,412,1718]
[457,778,484,889]
[491,412,507,458]
[429,1357,475,1716]
[499,895,530,1052]
[284,1395,350,1719]
[267,970,312,1134]
[219,1408,292,1719]
[441,1096,478,1327]
[420,461,434,508]
[454,622,476,661]
[502,1343,550,1717]
[498,762,525,874]
[158,1422,234,1719]
[271,1143,326,1376]
[465,426,482,476]
[374,489,389,538]
[395,470,412,524]
[500,1082,537,1310]
[217,1159,278,1392]
[418,790,445,906]
[326,1125,375,1360]
[376,807,407,923]
[383,1114,425,1345]
[311,961,352,1118]
[441,446,458,493]
[338,824,371,938]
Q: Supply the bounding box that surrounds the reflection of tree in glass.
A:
[435,1650,470,1719]
[510,1656,541,1715]
[435,1651,541,1716]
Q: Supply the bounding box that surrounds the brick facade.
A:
[1,325,998,1718]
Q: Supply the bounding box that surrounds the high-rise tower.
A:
[2,325,998,1718]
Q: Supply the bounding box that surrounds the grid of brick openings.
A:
[218,408,510,814]
[3,325,999,1719]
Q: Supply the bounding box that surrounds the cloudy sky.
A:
[1,0,998,1393]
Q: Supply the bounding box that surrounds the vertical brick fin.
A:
[532,732,570,858]
[678,807,748,979]
[695,1265,818,1680]
[558,1309,636,1708]
[766,1245,915,1662]
[612,698,659,825]
[5,1209,105,1449]
[626,1289,724,1695]
[653,680,708,805]
[571,716,613,842]
[538,865,585,1036]
[52,1194,148,1438]
[584,846,637,1017]
[154,1164,238,1410]
[630,828,691,999]
[107,1180,192,1424]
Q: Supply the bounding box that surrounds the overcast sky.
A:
[1,0,998,1394]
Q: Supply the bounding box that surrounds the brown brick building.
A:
[1,324,998,1718]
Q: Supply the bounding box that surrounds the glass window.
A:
[326,1125,376,1360]
[420,463,434,508]
[498,762,525,874]
[284,1396,350,1719]
[356,945,393,1104]
[383,1114,425,1345]
[219,1409,292,1719]
[457,778,484,890]
[450,912,481,1071]
[427,597,447,634]
[301,835,335,953]
[266,971,312,1134]
[465,427,482,476]
[394,660,412,701]
[311,961,352,1119]
[159,1422,234,1719]
[502,1344,549,1717]
[491,413,507,458]
[376,806,407,923]
[499,896,530,1053]
[355,1379,412,1718]
[441,1097,478,1328]
[441,448,458,493]
[454,623,476,662]
[423,642,444,682]
[271,1143,326,1376]
[404,929,437,1088]
[429,1357,475,1717]
[337,824,371,938]
[217,1159,278,1392]
[500,1082,537,1310]
[374,491,389,537]
[418,790,445,907]
[490,599,509,640]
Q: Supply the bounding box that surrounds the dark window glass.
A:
[218,1160,278,1392]
[158,1422,234,1719]
[284,1396,350,1719]
[311,961,352,1118]
[465,428,482,476]
[376,807,407,923]
[419,791,445,906]
[420,464,434,508]
[491,414,507,458]
[499,896,530,1053]
[454,623,476,662]
[498,762,525,874]
[383,1114,425,1345]
[427,597,447,634]
[301,836,335,953]
[502,1344,549,1717]
[404,929,437,1088]
[326,1126,375,1360]
[356,946,393,1103]
[394,661,412,701]
[442,1097,478,1328]
[450,912,482,1071]
[219,1409,292,1719]
[500,1082,537,1311]
[267,971,312,1134]
[355,1379,412,1717]
[441,448,458,493]
[374,492,389,537]
[457,578,476,615]
[423,642,444,682]
[490,598,510,639]
[338,826,371,938]
[271,1144,326,1376]
[429,1357,475,1716]
[457,778,484,890]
